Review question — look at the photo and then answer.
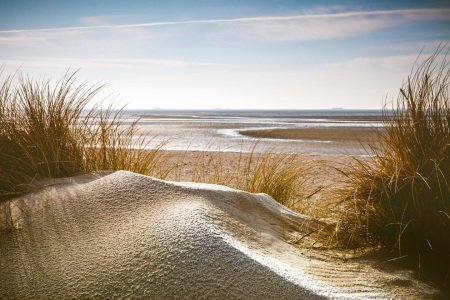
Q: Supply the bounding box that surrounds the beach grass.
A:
[0,68,314,213]
[176,142,316,211]
[329,47,450,284]
[0,69,173,201]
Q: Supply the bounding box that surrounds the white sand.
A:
[0,171,442,299]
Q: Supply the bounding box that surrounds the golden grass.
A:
[329,46,450,285]
[174,142,316,211]
[0,68,315,215]
[0,69,173,201]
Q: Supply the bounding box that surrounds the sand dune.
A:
[0,171,442,299]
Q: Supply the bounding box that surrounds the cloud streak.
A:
[0,57,236,69]
[227,9,450,42]
[1,8,449,34]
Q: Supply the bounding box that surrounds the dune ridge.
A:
[0,171,442,299]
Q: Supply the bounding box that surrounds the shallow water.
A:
[125,109,384,155]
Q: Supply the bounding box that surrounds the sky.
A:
[0,0,449,109]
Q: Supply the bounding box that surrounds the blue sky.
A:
[1,0,449,109]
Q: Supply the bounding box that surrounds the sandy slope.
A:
[0,171,443,299]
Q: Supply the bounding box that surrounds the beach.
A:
[2,2,449,295]
[161,149,355,186]
[127,109,379,190]
[1,171,442,299]
[2,107,448,298]
[130,109,383,156]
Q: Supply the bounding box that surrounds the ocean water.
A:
[123,109,384,156]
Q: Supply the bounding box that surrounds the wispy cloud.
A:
[0,57,236,69]
[77,15,146,26]
[101,54,419,109]
[0,36,46,44]
[1,8,448,35]
[228,9,450,42]
[323,54,420,73]
[372,40,450,53]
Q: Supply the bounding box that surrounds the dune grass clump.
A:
[0,68,314,213]
[0,67,315,215]
[182,142,316,212]
[0,69,170,201]
[332,48,449,283]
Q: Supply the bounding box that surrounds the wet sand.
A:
[132,109,384,156]
[239,128,377,143]
[156,125,375,184]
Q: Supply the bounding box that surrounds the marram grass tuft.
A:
[330,46,449,285]
[0,69,172,201]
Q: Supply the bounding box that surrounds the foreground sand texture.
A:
[0,172,442,299]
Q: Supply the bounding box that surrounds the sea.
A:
[122,109,385,156]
